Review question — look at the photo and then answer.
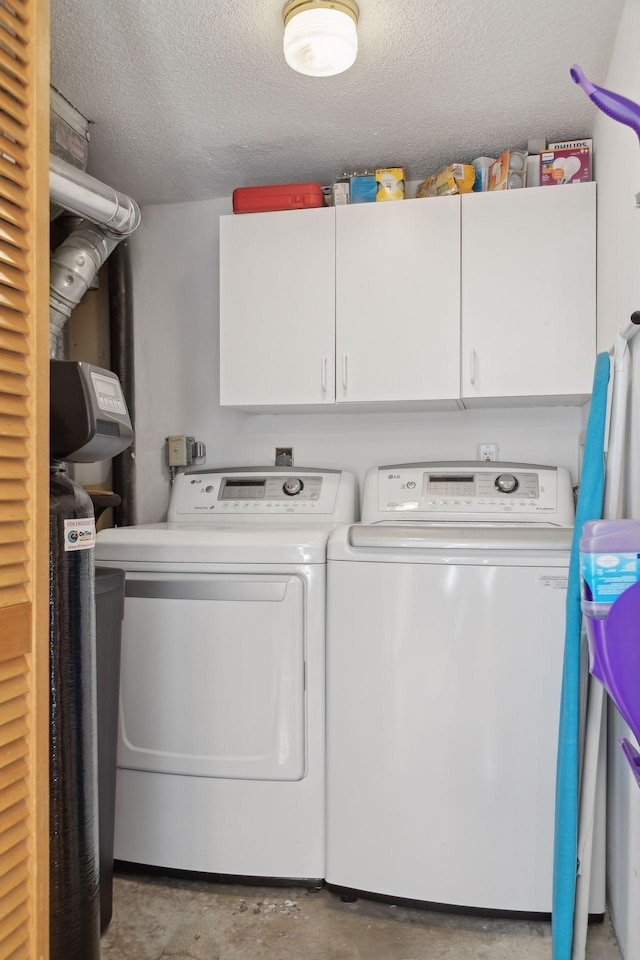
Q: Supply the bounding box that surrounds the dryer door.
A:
[117,572,305,780]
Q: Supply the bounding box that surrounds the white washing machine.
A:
[326,461,604,914]
[95,466,356,883]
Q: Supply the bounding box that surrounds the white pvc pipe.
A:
[572,682,606,960]
[604,335,631,520]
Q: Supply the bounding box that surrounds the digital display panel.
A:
[429,475,474,484]
[221,479,266,500]
[96,376,119,397]
[426,473,476,497]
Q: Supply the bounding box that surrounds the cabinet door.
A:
[335,198,461,403]
[220,208,335,407]
[461,184,596,404]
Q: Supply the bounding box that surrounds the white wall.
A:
[594,2,640,956]
[131,197,240,522]
[131,200,583,524]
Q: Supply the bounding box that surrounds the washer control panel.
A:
[426,470,538,501]
[220,475,322,502]
[362,461,574,526]
[168,468,356,520]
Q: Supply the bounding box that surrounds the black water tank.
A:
[49,466,100,960]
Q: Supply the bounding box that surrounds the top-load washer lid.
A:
[360,461,575,527]
[95,467,357,564]
[327,521,574,564]
[347,523,574,551]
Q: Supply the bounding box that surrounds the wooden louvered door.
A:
[0,0,49,958]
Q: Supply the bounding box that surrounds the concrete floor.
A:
[101,872,622,960]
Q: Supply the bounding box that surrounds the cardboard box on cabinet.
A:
[540,147,591,186]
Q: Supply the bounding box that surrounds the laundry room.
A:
[34,0,640,958]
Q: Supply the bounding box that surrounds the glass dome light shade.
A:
[283,2,359,78]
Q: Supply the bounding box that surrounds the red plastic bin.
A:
[232,182,324,214]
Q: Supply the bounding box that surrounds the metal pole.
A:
[108,241,137,528]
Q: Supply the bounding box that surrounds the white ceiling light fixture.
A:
[283,0,359,78]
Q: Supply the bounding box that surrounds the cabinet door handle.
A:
[469,349,477,386]
[321,356,328,393]
[342,354,348,390]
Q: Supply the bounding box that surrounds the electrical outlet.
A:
[478,443,498,462]
[275,447,293,466]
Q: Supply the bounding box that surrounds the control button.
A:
[283,478,304,497]
[529,491,536,498]
[495,474,519,494]
[205,485,214,493]
[406,481,416,490]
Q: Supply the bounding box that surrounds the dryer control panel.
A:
[168,467,357,521]
[362,461,574,527]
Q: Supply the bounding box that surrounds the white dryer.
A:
[326,461,604,914]
[95,466,356,883]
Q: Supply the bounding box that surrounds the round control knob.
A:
[283,478,304,497]
[495,474,519,494]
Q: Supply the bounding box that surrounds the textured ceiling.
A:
[50,0,625,206]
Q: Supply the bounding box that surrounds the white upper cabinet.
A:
[461,183,596,405]
[219,207,336,407]
[335,198,460,404]
[219,184,596,411]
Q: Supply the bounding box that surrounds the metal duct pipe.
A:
[49,155,141,237]
[50,223,120,354]
[49,155,141,356]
